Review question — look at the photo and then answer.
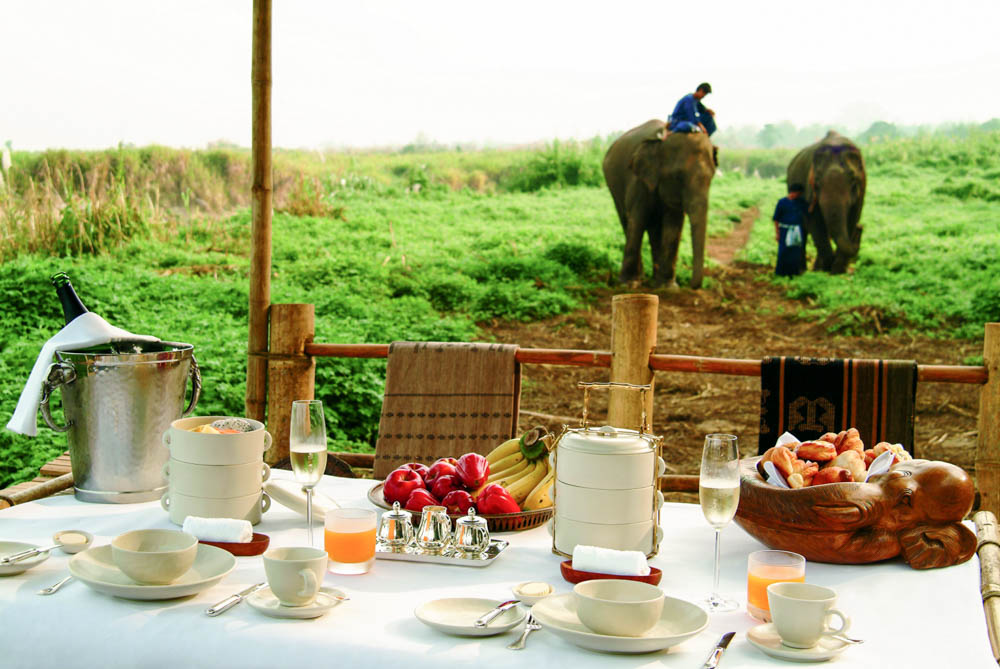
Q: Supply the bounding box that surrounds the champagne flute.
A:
[699,433,741,613]
[290,400,328,546]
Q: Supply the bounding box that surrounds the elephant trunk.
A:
[688,200,708,289]
[818,180,857,271]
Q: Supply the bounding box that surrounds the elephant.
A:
[787,131,866,273]
[603,120,715,288]
[735,458,976,569]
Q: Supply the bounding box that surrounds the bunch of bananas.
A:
[482,427,554,511]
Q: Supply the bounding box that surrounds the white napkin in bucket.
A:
[572,544,651,576]
[5,312,159,436]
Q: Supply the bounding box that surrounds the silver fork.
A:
[37,575,73,595]
[507,615,542,650]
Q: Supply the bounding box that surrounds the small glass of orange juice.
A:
[747,550,805,621]
[324,509,377,574]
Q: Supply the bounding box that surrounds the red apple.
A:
[383,468,425,506]
[456,453,490,489]
[400,462,430,480]
[404,488,439,512]
[425,459,459,486]
[441,490,475,515]
[430,474,465,500]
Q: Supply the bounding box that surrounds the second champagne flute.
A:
[290,399,328,547]
[699,433,740,613]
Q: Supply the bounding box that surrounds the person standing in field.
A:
[667,83,716,136]
[773,183,808,277]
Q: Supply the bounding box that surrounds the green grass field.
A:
[1,132,997,488]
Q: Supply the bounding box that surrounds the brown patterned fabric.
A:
[373,342,521,478]
[759,357,917,456]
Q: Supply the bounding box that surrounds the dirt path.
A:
[488,209,981,498]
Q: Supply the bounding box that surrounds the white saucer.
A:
[69,544,235,600]
[415,598,526,636]
[746,623,850,662]
[246,586,347,619]
[530,593,708,654]
[0,542,50,576]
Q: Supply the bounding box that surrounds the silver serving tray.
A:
[375,539,509,567]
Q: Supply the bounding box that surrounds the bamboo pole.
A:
[0,473,74,509]
[608,294,658,431]
[245,0,272,423]
[976,324,1000,515]
[302,343,986,384]
[265,304,315,466]
[974,510,1000,662]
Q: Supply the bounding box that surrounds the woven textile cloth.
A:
[758,357,917,456]
[374,342,521,478]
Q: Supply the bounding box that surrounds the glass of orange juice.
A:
[747,550,805,621]
[324,509,377,574]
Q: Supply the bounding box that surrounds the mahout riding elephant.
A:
[787,131,866,273]
[603,120,715,288]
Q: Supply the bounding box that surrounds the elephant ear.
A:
[629,140,661,192]
[898,523,977,569]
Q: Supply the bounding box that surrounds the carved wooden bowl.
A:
[734,457,977,569]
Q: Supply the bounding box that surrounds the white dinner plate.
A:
[246,586,347,619]
[0,541,51,576]
[746,623,850,662]
[69,543,235,600]
[415,598,526,636]
[530,593,708,654]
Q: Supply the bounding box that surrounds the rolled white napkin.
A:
[182,516,253,543]
[6,312,159,436]
[572,544,651,576]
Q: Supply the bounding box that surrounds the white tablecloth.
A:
[0,470,993,668]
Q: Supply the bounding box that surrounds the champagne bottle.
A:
[51,272,89,324]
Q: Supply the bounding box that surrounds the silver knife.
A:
[702,632,735,669]
[205,582,267,617]
[474,599,520,627]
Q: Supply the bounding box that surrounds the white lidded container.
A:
[552,424,665,558]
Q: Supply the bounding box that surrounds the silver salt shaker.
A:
[453,507,490,556]
[377,501,413,551]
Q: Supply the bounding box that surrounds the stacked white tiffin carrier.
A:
[160,416,273,526]
[552,425,665,557]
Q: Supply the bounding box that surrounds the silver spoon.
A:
[0,530,93,565]
[830,634,864,645]
[37,575,74,596]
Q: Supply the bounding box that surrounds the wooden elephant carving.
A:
[735,457,976,569]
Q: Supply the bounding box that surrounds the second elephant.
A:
[787,131,867,273]
[603,120,715,288]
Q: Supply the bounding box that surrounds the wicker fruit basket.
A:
[367,482,553,533]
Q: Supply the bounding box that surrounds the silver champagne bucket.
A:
[39,341,201,503]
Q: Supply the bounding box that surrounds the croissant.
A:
[834,428,865,455]
[812,466,854,485]
[819,432,839,444]
[796,441,837,462]
[829,449,867,483]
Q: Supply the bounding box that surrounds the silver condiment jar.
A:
[416,505,452,553]
[377,501,414,551]
[453,507,490,556]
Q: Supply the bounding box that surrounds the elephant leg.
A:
[620,210,646,283]
[652,208,684,288]
[809,215,835,272]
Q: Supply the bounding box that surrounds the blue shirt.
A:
[773,196,807,228]
[669,93,702,127]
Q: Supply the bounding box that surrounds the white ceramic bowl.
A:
[552,515,657,556]
[161,490,271,526]
[163,459,270,498]
[163,416,271,466]
[573,579,665,637]
[554,480,662,524]
[111,529,198,585]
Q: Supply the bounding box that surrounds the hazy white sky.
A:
[4,0,999,150]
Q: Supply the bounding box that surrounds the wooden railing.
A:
[263,299,999,512]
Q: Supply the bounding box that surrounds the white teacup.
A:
[767,582,851,649]
[263,547,327,607]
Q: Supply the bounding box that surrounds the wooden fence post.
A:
[245,0,272,423]
[265,304,315,465]
[608,294,658,431]
[977,323,1000,516]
